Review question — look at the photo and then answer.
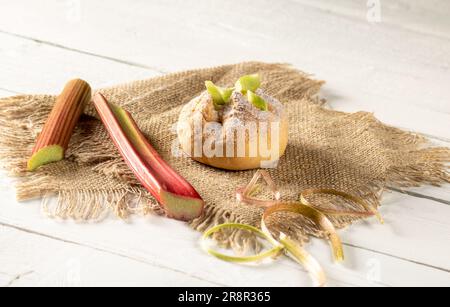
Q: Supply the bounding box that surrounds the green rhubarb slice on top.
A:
[235,74,261,94]
[27,145,64,171]
[205,81,233,108]
[220,87,233,103]
[205,81,224,105]
[247,90,268,111]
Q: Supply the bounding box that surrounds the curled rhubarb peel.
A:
[28,79,91,171]
[203,222,327,287]
[236,170,281,207]
[236,187,280,207]
[202,223,283,263]
[259,170,281,200]
[279,234,327,287]
[263,203,344,262]
[300,189,384,224]
[93,93,204,221]
[260,219,327,287]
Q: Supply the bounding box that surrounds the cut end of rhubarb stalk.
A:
[161,190,205,221]
[28,79,91,171]
[27,145,64,171]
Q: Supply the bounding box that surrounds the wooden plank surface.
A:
[293,0,450,39]
[0,176,449,287]
[0,0,449,287]
[0,225,217,287]
[0,33,156,94]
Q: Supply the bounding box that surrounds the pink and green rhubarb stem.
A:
[93,93,204,221]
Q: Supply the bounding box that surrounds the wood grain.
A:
[0,225,218,287]
[292,0,450,39]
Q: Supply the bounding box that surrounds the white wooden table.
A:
[0,0,449,287]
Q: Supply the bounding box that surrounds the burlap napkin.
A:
[0,62,448,249]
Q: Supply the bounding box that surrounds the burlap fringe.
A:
[18,179,157,222]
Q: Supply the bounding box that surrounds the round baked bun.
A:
[177,83,288,171]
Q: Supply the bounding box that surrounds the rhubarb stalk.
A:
[28,79,91,171]
[93,93,204,221]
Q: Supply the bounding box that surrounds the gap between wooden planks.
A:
[0,225,221,287]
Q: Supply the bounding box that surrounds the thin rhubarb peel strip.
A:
[260,170,281,200]
[202,223,284,263]
[278,234,327,287]
[236,187,280,207]
[93,93,204,221]
[28,79,91,171]
[260,218,327,287]
[300,189,384,224]
[263,203,344,262]
[242,170,263,197]
[238,171,382,222]
[203,221,327,287]
[236,170,281,207]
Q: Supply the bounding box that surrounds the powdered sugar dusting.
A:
[179,89,285,143]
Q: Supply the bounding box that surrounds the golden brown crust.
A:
[177,89,289,170]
